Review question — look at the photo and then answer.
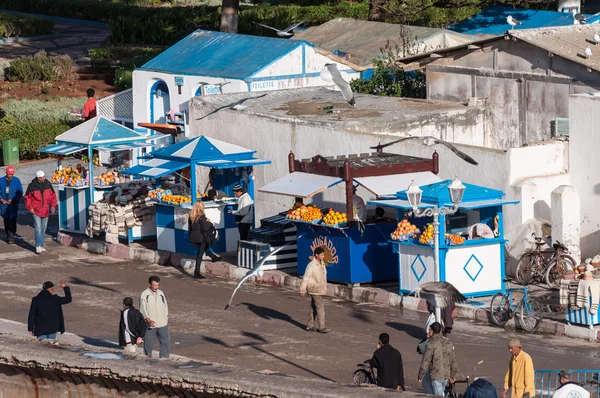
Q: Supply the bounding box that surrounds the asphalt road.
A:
[0,217,598,394]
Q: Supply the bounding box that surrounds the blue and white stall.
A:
[122,136,270,254]
[39,117,157,239]
[371,180,518,297]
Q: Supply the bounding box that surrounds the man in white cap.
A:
[24,171,57,253]
[229,184,253,241]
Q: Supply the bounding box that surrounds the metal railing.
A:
[536,370,600,398]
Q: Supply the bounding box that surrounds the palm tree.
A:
[221,0,240,33]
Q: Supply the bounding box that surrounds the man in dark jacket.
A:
[418,322,459,396]
[0,166,22,244]
[28,280,72,340]
[119,297,147,353]
[23,171,57,254]
[371,333,406,390]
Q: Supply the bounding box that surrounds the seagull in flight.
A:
[320,63,355,106]
[254,21,305,37]
[506,15,522,30]
[370,136,479,165]
[412,282,467,309]
[571,8,588,24]
[196,94,267,120]
[585,45,593,60]
[225,243,293,310]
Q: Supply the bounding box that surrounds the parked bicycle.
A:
[445,360,485,398]
[353,359,376,385]
[490,280,543,332]
[515,233,576,288]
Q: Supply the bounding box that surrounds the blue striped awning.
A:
[120,158,188,178]
[196,158,270,169]
[94,142,153,152]
[39,143,86,155]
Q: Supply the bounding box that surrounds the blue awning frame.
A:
[120,158,190,178]
[39,143,86,155]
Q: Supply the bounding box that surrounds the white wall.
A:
[569,93,600,257]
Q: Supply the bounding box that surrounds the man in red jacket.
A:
[24,171,57,254]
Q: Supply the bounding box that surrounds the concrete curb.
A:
[57,232,600,343]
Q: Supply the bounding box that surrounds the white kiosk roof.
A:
[259,172,343,198]
[354,172,441,197]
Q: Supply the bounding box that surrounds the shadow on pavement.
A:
[82,336,122,350]
[385,321,426,340]
[69,276,119,293]
[350,307,373,324]
[240,302,305,330]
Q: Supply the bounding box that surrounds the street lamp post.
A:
[406,178,466,323]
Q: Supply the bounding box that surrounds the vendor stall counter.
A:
[370,180,518,297]
[122,136,270,255]
[259,150,441,285]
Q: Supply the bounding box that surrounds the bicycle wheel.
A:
[353,369,373,385]
[516,253,538,285]
[544,255,576,288]
[519,297,543,332]
[490,293,511,326]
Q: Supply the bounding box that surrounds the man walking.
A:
[119,297,147,353]
[230,184,253,242]
[28,280,72,340]
[552,370,590,398]
[140,276,170,358]
[503,339,535,398]
[371,333,406,390]
[418,322,458,396]
[0,166,22,244]
[24,171,57,254]
[299,247,330,333]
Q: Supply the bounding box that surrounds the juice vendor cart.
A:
[121,135,270,254]
[258,150,441,285]
[38,117,164,242]
[370,180,518,297]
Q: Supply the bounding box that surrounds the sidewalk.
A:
[56,231,600,344]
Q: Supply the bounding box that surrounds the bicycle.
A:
[353,359,376,385]
[445,360,484,398]
[490,280,544,332]
[515,233,576,288]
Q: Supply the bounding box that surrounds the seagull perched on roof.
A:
[412,282,467,309]
[506,15,522,30]
[253,21,305,37]
[370,136,479,165]
[585,45,593,60]
[594,32,600,45]
[225,243,293,310]
[320,63,355,106]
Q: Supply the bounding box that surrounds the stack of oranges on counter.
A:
[445,233,465,245]
[391,219,420,241]
[148,188,165,200]
[161,194,191,206]
[323,209,347,226]
[419,224,435,245]
[286,205,322,222]
[95,171,116,186]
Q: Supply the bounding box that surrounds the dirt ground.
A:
[0,71,120,102]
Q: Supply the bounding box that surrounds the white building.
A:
[132,30,358,137]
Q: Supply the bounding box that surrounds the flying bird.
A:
[370,136,479,165]
[225,243,293,310]
[196,94,267,120]
[254,21,305,37]
[571,8,588,24]
[320,63,355,106]
[585,45,593,60]
[506,15,522,29]
[412,282,467,309]
[594,32,600,44]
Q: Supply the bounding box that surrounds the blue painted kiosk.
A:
[121,136,270,254]
[259,151,440,285]
[370,180,518,297]
[39,117,158,242]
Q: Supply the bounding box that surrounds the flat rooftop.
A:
[190,87,482,135]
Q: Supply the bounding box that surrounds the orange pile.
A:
[391,219,420,240]
[286,205,322,222]
[445,234,465,245]
[323,209,347,226]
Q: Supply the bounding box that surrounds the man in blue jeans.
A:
[28,280,72,340]
[418,322,458,396]
[24,171,57,254]
[140,276,170,358]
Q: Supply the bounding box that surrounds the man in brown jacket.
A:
[418,322,458,396]
[299,247,330,333]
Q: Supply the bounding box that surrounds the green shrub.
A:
[89,45,166,72]
[5,51,74,82]
[350,60,426,98]
[114,68,133,89]
[1,97,85,123]
[0,121,71,159]
[0,12,53,38]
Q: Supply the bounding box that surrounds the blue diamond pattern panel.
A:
[464,254,484,282]
[410,255,427,282]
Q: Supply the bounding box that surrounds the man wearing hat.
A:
[552,370,590,398]
[503,339,535,398]
[24,170,57,254]
[27,280,72,340]
[229,184,253,241]
[0,166,22,244]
